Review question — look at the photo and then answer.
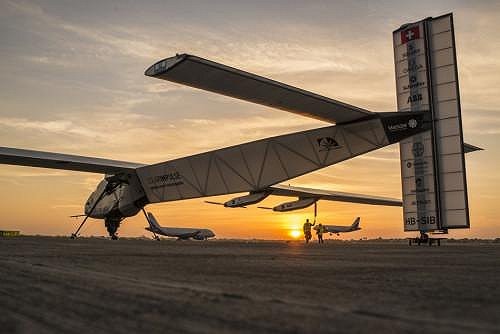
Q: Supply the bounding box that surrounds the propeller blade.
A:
[204,201,225,206]
[69,214,86,218]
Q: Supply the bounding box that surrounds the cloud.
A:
[0,117,101,138]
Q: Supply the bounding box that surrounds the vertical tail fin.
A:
[351,217,361,229]
[393,14,470,233]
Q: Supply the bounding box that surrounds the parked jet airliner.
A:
[316,217,361,235]
[145,212,215,240]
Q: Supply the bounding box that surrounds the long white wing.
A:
[267,184,402,207]
[136,112,430,203]
[0,147,146,174]
[145,54,372,124]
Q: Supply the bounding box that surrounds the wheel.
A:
[111,234,119,240]
[70,234,77,239]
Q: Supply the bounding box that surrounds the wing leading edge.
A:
[145,54,373,124]
[0,147,146,174]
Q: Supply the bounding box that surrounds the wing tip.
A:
[144,53,189,77]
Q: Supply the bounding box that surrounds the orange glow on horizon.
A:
[289,230,302,239]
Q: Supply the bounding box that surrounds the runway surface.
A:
[0,237,499,333]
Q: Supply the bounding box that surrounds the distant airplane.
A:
[145,212,215,241]
[315,217,361,236]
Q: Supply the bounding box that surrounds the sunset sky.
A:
[0,0,498,239]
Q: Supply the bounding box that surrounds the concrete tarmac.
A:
[0,237,499,333]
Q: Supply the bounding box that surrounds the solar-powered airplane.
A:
[0,54,425,239]
[0,14,480,239]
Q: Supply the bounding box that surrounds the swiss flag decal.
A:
[401,26,420,44]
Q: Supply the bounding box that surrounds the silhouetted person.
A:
[303,219,315,243]
[316,223,325,244]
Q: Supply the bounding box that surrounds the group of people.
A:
[302,218,325,244]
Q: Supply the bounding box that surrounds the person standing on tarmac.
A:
[316,223,325,244]
[303,219,315,243]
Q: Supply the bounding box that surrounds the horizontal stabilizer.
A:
[145,54,372,124]
[463,143,483,154]
[0,147,145,174]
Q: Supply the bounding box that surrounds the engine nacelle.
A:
[85,173,148,219]
[273,198,318,212]
[224,192,270,208]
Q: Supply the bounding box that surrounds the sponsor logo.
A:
[414,177,429,193]
[411,199,431,205]
[387,119,419,133]
[402,59,424,74]
[403,76,426,91]
[317,137,341,151]
[401,47,421,59]
[412,142,424,157]
[147,171,184,189]
[388,123,407,132]
[416,177,423,188]
[407,93,423,104]
[401,26,420,44]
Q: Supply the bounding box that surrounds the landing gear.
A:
[105,218,122,240]
[69,215,92,239]
[408,231,446,246]
[69,177,124,240]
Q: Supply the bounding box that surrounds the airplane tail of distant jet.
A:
[351,217,361,229]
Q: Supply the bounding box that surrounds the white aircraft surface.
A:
[315,217,361,235]
[145,212,215,240]
[0,53,478,239]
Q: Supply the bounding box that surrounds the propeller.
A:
[204,201,247,208]
[204,201,225,206]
